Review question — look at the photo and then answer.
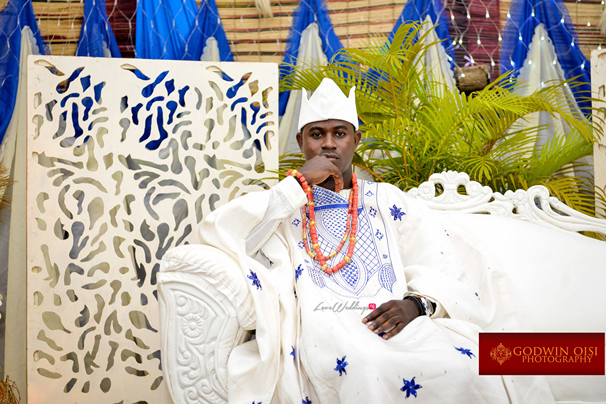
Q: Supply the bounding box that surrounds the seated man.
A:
[197,78,554,403]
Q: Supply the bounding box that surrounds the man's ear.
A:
[296,132,303,152]
[354,130,362,148]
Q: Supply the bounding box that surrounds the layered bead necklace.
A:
[287,170,359,275]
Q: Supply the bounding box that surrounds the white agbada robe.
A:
[198,177,554,404]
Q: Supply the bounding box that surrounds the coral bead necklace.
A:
[287,169,358,275]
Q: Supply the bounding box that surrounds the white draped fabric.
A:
[279,23,329,156]
[417,15,458,95]
[197,177,554,404]
[514,23,592,176]
[201,36,221,61]
[0,25,41,400]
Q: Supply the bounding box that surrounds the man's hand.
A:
[362,299,421,340]
[298,155,344,193]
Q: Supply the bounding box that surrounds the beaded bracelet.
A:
[403,296,425,316]
[286,169,308,190]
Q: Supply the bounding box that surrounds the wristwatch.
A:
[416,295,435,317]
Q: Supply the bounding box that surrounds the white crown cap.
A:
[297,78,358,132]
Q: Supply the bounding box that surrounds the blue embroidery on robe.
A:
[365,190,374,197]
[390,204,405,221]
[337,260,361,290]
[353,211,381,276]
[334,356,348,376]
[290,346,296,359]
[379,264,396,292]
[400,377,422,398]
[302,397,312,404]
[298,241,304,249]
[292,218,300,227]
[455,346,475,358]
[295,264,303,281]
[247,270,262,290]
[320,205,348,240]
[308,266,326,288]
[301,182,398,297]
[313,186,349,206]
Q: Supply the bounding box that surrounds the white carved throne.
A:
[158,171,606,404]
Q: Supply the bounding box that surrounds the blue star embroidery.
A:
[400,377,422,398]
[455,346,476,358]
[290,346,296,359]
[302,397,312,404]
[295,264,304,281]
[334,356,348,376]
[390,205,405,221]
[298,241,305,249]
[247,270,262,290]
[292,218,300,227]
[369,207,377,217]
[375,229,384,240]
[365,190,374,197]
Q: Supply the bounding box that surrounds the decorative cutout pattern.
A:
[27,57,278,404]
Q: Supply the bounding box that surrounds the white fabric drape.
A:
[201,36,221,61]
[417,15,458,96]
[279,23,329,156]
[516,24,580,146]
[514,23,592,177]
[0,25,41,401]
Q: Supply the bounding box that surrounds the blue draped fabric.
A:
[500,0,591,116]
[0,0,47,145]
[75,0,121,57]
[183,0,233,61]
[279,0,344,116]
[389,0,455,69]
[135,0,198,59]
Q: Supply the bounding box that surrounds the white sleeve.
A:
[245,176,307,256]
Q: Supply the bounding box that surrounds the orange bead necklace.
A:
[287,170,358,275]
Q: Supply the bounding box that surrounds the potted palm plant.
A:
[279,21,604,218]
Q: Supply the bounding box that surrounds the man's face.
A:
[296,119,361,176]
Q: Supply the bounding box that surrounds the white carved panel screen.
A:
[26,56,278,404]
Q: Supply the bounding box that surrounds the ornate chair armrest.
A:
[158,245,255,404]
